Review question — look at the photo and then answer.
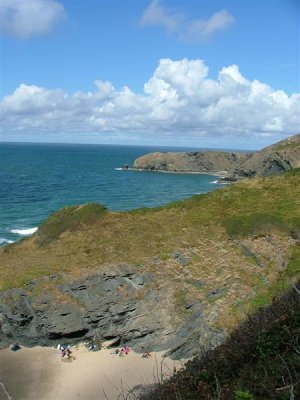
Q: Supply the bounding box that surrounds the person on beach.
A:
[119,348,125,357]
[61,347,74,360]
[66,348,72,359]
[141,346,151,358]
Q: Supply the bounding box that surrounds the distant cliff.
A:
[233,133,300,177]
[134,133,300,179]
[134,150,250,175]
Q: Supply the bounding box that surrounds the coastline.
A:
[0,344,185,400]
[125,167,227,177]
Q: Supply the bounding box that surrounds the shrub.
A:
[37,203,107,244]
[234,390,254,400]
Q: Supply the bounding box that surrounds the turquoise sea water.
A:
[0,142,224,245]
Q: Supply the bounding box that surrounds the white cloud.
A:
[219,65,249,85]
[140,1,234,42]
[1,58,299,145]
[181,10,234,42]
[140,0,183,33]
[0,0,65,39]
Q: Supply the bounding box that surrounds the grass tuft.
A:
[37,203,107,244]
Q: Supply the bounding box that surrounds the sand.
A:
[0,344,184,400]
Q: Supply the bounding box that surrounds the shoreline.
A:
[0,170,227,248]
[120,167,228,177]
[0,344,185,400]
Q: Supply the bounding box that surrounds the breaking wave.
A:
[0,237,14,245]
[11,227,38,236]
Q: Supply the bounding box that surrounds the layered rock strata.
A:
[0,234,295,359]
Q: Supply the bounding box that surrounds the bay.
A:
[0,142,223,245]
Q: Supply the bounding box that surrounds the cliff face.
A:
[0,263,219,359]
[1,170,300,359]
[133,133,300,178]
[232,133,300,177]
[0,235,296,359]
[134,151,250,175]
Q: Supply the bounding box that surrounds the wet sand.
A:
[0,345,184,400]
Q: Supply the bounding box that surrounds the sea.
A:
[0,142,225,246]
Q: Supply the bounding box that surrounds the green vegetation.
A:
[237,243,300,314]
[274,134,300,151]
[234,390,255,400]
[137,284,300,400]
[224,213,284,238]
[275,142,300,151]
[174,290,186,311]
[0,169,299,291]
[286,246,300,277]
[37,203,107,244]
[248,279,290,312]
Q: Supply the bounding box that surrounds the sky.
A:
[0,0,299,149]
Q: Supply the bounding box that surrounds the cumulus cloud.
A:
[140,0,234,42]
[0,0,65,39]
[1,58,299,145]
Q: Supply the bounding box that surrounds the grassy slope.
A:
[1,166,299,400]
[0,169,300,293]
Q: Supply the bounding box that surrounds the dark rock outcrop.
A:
[0,265,212,358]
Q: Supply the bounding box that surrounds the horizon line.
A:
[0,140,255,152]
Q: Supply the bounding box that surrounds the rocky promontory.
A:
[134,150,250,175]
[134,133,300,179]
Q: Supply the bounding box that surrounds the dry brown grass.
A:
[0,169,299,293]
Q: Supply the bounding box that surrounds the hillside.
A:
[133,133,300,178]
[136,283,300,400]
[0,168,299,358]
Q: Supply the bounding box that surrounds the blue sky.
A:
[1,0,299,149]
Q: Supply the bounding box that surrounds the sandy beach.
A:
[0,344,184,400]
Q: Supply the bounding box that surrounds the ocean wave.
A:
[211,180,219,184]
[11,227,38,235]
[0,237,14,244]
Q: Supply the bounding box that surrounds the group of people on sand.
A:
[113,346,151,358]
[113,345,151,358]
[58,345,75,360]
[61,348,72,359]
[114,345,131,357]
[58,343,152,361]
